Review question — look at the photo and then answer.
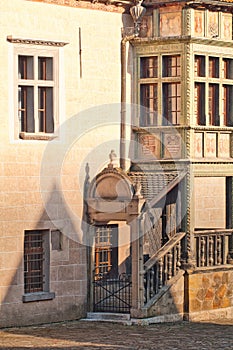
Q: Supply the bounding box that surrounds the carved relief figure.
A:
[208,12,218,37]
[223,15,232,40]
[206,133,216,157]
[194,133,203,158]
[160,12,181,37]
[194,11,204,36]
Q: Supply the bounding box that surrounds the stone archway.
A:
[86,162,144,313]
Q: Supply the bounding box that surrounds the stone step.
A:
[82,312,132,325]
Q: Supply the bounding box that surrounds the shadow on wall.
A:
[0,182,87,328]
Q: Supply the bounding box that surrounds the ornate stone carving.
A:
[26,0,127,13]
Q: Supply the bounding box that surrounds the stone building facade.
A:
[0,0,233,328]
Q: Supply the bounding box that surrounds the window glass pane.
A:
[163,55,181,77]
[223,59,233,79]
[163,83,180,124]
[209,84,219,126]
[194,83,205,125]
[194,55,205,77]
[140,57,158,78]
[209,57,219,78]
[140,84,158,126]
[18,56,34,79]
[38,57,53,80]
[18,86,34,132]
[223,85,233,126]
[38,87,54,133]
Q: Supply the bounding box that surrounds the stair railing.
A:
[143,231,186,304]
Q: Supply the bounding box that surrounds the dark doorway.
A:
[93,224,131,313]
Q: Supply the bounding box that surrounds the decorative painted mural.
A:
[222,14,232,40]
[208,11,218,38]
[218,133,230,158]
[194,132,203,158]
[160,10,181,37]
[194,11,204,36]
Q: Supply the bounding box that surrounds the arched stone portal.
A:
[86,162,145,314]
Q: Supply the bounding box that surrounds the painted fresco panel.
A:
[205,133,217,158]
[194,132,203,158]
[208,11,218,38]
[194,11,204,37]
[218,133,230,158]
[163,133,181,159]
[139,134,160,159]
[222,14,232,40]
[160,12,181,37]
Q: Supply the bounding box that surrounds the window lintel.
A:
[7,35,68,47]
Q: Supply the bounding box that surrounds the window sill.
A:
[19,132,57,141]
[22,291,55,303]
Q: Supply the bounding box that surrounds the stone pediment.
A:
[88,163,134,201]
[87,163,141,223]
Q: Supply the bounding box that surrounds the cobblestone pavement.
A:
[0,319,233,350]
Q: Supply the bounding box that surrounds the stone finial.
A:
[109,150,118,167]
[135,177,142,197]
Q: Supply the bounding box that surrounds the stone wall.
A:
[0,0,132,327]
[187,267,233,321]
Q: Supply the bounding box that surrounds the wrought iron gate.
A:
[93,225,131,313]
[93,275,132,313]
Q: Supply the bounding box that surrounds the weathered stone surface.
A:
[188,269,233,318]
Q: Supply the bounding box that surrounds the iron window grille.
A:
[24,230,45,293]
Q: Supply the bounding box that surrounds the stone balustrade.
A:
[194,229,233,268]
[143,231,186,304]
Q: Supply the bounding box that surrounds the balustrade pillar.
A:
[227,232,233,264]
[129,216,144,317]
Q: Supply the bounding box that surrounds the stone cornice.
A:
[143,0,233,10]
[7,36,68,47]
[131,35,233,48]
[26,0,131,13]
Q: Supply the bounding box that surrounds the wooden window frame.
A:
[162,55,181,77]
[140,83,158,126]
[209,56,219,78]
[223,58,233,79]
[223,85,233,126]
[13,45,60,141]
[208,83,219,126]
[94,225,118,280]
[18,54,55,136]
[163,82,181,125]
[194,55,205,77]
[140,56,158,78]
[194,82,206,125]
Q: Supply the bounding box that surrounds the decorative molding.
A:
[185,7,192,36]
[26,0,129,13]
[185,44,191,145]
[7,36,68,47]
[191,125,233,132]
[192,162,233,176]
